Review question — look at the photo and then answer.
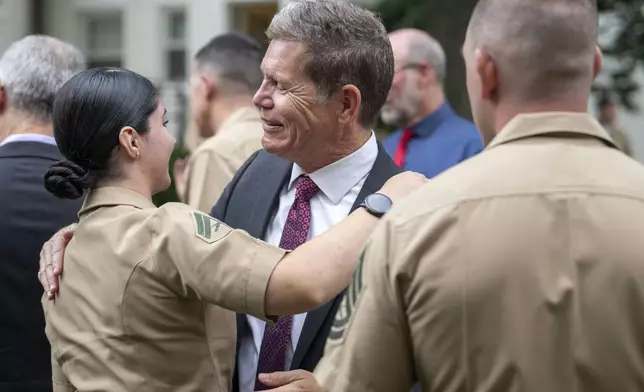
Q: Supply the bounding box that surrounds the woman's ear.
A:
[118,126,141,160]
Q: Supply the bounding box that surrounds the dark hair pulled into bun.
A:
[44,160,96,199]
[44,67,159,200]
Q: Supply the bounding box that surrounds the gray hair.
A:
[194,32,264,95]
[0,35,85,123]
[407,34,447,83]
[267,0,394,127]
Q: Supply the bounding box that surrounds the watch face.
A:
[367,193,392,214]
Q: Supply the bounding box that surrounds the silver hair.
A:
[407,34,447,83]
[266,0,394,126]
[0,35,86,123]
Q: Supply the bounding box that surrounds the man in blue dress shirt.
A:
[381,29,483,178]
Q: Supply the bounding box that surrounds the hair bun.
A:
[44,160,93,199]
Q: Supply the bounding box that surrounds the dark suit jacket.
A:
[210,143,401,392]
[0,141,83,391]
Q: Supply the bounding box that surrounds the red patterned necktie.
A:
[392,128,414,168]
[255,175,320,390]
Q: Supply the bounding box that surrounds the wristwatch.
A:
[359,193,392,218]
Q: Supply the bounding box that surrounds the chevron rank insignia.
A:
[327,248,366,344]
[190,212,230,243]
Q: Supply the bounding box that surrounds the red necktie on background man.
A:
[392,128,414,168]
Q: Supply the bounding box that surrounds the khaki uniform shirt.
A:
[42,187,285,392]
[607,124,633,157]
[186,107,264,213]
[316,113,644,392]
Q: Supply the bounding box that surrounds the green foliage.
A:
[372,0,430,30]
[596,0,644,110]
[152,146,191,207]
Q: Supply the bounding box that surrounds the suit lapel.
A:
[240,152,292,239]
[290,142,401,369]
[349,142,402,213]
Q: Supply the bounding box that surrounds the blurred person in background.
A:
[174,33,265,212]
[381,28,483,178]
[0,35,85,392]
[597,93,633,156]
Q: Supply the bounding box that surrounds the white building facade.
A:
[0,0,641,160]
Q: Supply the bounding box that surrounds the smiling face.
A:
[253,40,342,165]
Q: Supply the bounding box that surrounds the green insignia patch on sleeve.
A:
[327,248,366,343]
[190,212,230,243]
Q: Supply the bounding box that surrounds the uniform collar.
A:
[79,186,156,217]
[487,112,617,150]
[218,106,260,135]
[408,101,453,137]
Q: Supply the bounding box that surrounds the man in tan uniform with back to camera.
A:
[258,0,644,391]
[175,33,264,212]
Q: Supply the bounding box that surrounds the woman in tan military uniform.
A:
[40,68,423,391]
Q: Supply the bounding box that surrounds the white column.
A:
[0,0,32,53]
[188,0,228,59]
[123,0,164,81]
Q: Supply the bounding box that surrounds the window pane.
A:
[167,49,186,81]
[88,15,122,51]
[168,11,186,40]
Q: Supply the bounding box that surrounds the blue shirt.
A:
[382,102,483,178]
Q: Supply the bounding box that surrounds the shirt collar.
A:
[486,112,617,150]
[409,101,453,137]
[289,132,378,204]
[79,186,156,217]
[218,106,260,135]
[0,133,56,147]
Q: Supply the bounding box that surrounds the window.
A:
[165,9,187,81]
[231,3,277,48]
[84,13,123,69]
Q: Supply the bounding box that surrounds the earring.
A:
[135,150,140,159]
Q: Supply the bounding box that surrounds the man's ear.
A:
[118,126,141,160]
[593,45,603,80]
[475,48,499,102]
[337,84,362,125]
[0,84,8,114]
[201,74,217,102]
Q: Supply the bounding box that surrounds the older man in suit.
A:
[37,1,403,390]
[0,36,85,391]
[210,2,400,391]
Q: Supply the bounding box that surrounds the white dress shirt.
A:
[237,132,378,392]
